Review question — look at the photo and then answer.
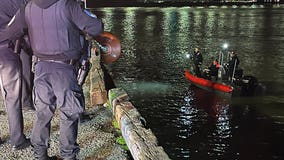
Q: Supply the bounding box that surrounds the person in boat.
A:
[209,59,221,81]
[192,47,203,77]
[203,59,221,81]
[228,51,240,81]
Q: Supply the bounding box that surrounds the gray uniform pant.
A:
[31,61,84,159]
[0,46,26,146]
[20,49,33,108]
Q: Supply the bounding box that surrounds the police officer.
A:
[0,0,31,150]
[193,47,203,77]
[0,0,103,159]
[228,51,240,80]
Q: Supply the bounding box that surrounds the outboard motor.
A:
[234,68,243,79]
[241,75,258,96]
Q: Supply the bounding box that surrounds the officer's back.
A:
[25,0,102,61]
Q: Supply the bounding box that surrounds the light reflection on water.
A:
[93,5,284,159]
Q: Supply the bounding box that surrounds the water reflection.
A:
[182,86,232,159]
[93,6,284,160]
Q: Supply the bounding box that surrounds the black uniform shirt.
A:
[0,0,103,45]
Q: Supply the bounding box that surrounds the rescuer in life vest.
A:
[209,59,221,81]
[203,59,221,81]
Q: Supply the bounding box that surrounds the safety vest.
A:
[25,0,82,61]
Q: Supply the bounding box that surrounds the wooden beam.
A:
[109,88,170,160]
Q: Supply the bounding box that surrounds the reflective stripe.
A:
[7,15,16,27]
[84,9,97,18]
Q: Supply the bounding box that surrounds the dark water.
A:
[93,5,284,160]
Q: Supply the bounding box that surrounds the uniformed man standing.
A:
[0,0,31,150]
[0,0,103,159]
[193,47,203,77]
[228,51,240,80]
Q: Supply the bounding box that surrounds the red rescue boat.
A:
[184,70,233,95]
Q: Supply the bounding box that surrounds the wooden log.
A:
[89,41,108,106]
[109,88,170,160]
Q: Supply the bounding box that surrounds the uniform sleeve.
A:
[0,6,27,43]
[67,1,103,37]
[199,54,203,65]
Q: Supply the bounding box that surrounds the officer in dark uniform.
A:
[0,0,103,159]
[0,0,31,150]
[228,51,240,80]
[192,47,203,77]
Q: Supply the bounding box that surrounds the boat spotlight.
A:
[186,53,191,59]
[222,43,229,50]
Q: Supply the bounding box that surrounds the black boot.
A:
[12,138,31,150]
[35,152,58,160]
[33,148,58,160]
